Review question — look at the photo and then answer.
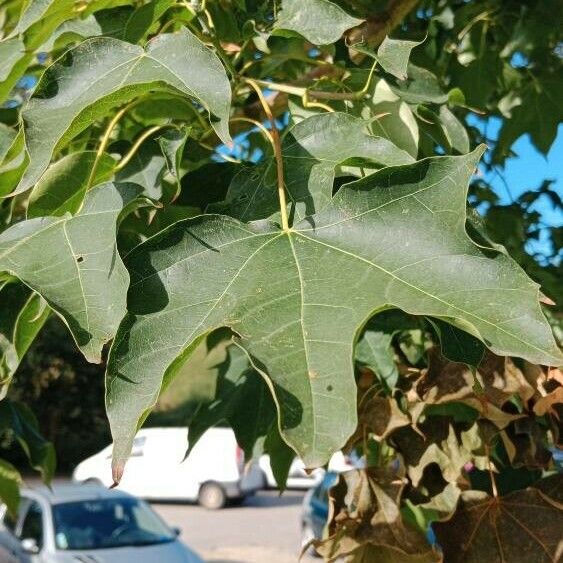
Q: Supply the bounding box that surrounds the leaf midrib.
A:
[287,233,318,456]
[61,220,93,359]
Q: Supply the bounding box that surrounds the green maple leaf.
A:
[15,27,231,194]
[0,183,140,363]
[106,146,562,480]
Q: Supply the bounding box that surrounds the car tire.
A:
[198,482,227,510]
[228,496,246,507]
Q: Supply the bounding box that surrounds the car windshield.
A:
[52,497,175,550]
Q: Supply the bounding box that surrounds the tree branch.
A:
[347,0,421,49]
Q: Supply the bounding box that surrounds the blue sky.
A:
[478,119,563,227]
[475,118,562,262]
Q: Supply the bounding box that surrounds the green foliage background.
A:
[0,0,562,557]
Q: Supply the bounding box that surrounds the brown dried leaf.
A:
[392,421,487,487]
[346,394,411,449]
[433,486,563,563]
[416,349,533,428]
[477,352,535,406]
[313,468,441,562]
[548,368,563,386]
[461,397,524,429]
[534,387,563,417]
[345,544,442,562]
[503,417,553,469]
[534,474,563,503]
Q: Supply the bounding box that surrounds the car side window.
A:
[130,436,146,457]
[19,501,43,549]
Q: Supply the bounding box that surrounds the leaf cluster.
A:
[0,0,561,558]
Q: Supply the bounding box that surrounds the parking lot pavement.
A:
[152,490,317,563]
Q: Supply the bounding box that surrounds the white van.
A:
[72,427,263,509]
[259,451,354,489]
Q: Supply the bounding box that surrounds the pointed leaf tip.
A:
[111,463,124,487]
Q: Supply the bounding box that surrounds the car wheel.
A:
[198,482,227,510]
[301,523,320,558]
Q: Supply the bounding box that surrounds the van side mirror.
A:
[21,538,39,554]
[172,527,181,537]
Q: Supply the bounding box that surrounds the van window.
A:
[20,501,43,549]
[131,436,146,457]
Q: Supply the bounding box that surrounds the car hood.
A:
[48,540,203,563]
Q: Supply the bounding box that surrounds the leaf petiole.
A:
[87,100,140,189]
[114,125,172,172]
[245,79,290,231]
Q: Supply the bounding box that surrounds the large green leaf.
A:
[106,147,561,479]
[221,112,414,222]
[27,151,116,218]
[274,0,363,45]
[15,27,231,194]
[0,182,140,363]
[0,282,50,396]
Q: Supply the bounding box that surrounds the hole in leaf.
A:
[76,256,84,263]
[327,385,333,392]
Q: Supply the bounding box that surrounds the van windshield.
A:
[52,497,175,550]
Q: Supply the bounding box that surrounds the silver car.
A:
[0,484,203,562]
